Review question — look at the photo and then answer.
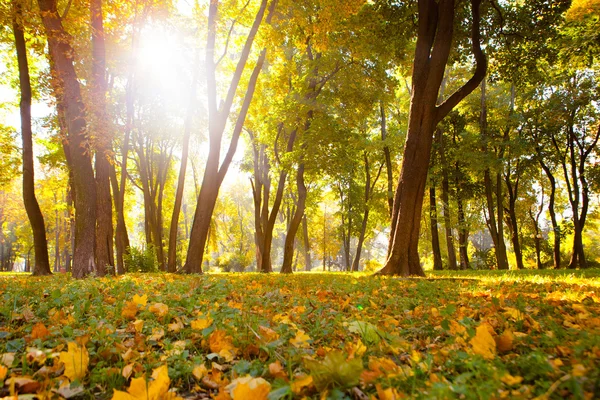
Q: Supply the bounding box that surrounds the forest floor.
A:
[0,269,599,400]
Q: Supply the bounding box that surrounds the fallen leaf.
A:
[258,325,279,343]
[470,324,496,360]
[289,330,311,348]
[227,376,271,400]
[31,322,50,340]
[501,374,523,386]
[149,303,169,319]
[0,365,7,381]
[268,360,288,380]
[496,330,514,352]
[132,319,144,333]
[59,342,89,381]
[209,330,237,361]
[132,294,148,307]
[5,376,40,393]
[121,301,139,320]
[191,317,213,331]
[192,364,208,380]
[290,375,313,395]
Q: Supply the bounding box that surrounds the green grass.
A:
[1,270,599,399]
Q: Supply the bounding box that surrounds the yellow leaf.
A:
[470,324,496,360]
[149,328,165,342]
[111,390,136,400]
[112,365,178,400]
[258,325,279,343]
[376,383,402,400]
[192,364,208,380]
[572,364,587,377]
[228,376,271,400]
[191,317,213,331]
[209,330,236,353]
[289,330,311,348]
[149,303,169,319]
[0,365,7,381]
[501,374,523,386]
[132,294,148,307]
[290,375,313,395]
[59,342,89,381]
[132,320,144,333]
[168,318,184,333]
[121,301,139,320]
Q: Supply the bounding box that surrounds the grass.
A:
[0,269,599,399]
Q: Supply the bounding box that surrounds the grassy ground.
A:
[0,270,599,399]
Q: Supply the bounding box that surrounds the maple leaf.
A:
[258,325,279,343]
[0,364,7,381]
[111,365,182,400]
[148,303,169,319]
[59,342,89,381]
[305,351,363,390]
[227,376,271,400]
[501,374,523,386]
[121,301,139,320]
[31,322,50,340]
[209,329,237,361]
[168,318,184,333]
[192,364,208,380]
[132,294,148,307]
[289,330,311,348]
[191,316,213,330]
[470,324,496,360]
[132,319,144,333]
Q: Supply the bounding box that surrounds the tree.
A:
[380,0,486,276]
[37,0,98,278]
[13,0,51,276]
[181,0,276,274]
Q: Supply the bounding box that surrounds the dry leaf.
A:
[59,342,89,381]
[0,365,7,381]
[470,324,496,360]
[149,303,169,319]
[31,322,51,340]
[191,317,213,331]
[132,294,148,307]
[121,301,139,320]
[289,330,311,348]
[496,330,514,352]
[268,360,288,380]
[227,376,271,400]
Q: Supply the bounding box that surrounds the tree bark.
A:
[380,101,394,219]
[439,130,457,270]
[38,0,97,278]
[167,52,200,272]
[480,79,509,270]
[429,185,443,270]
[13,2,52,276]
[301,215,312,270]
[91,0,113,276]
[538,159,560,269]
[504,165,524,269]
[182,0,275,273]
[380,0,486,276]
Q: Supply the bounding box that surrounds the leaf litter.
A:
[0,270,599,399]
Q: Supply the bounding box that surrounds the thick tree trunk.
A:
[91,0,113,276]
[182,0,273,273]
[380,0,485,277]
[429,185,443,270]
[13,2,52,276]
[38,0,97,278]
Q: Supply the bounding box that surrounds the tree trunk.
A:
[379,0,485,276]
[13,1,52,276]
[91,0,113,276]
[302,215,312,271]
[505,173,524,269]
[429,185,443,270]
[281,156,307,274]
[539,160,560,269]
[480,79,509,270]
[167,52,199,272]
[380,101,394,219]
[439,131,457,270]
[182,0,274,273]
[38,0,97,278]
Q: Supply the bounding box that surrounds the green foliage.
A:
[304,351,363,391]
[123,246,159,273]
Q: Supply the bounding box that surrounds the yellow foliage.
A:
[227,376,271,400]
[289,330,311,348]
[121,301,139,320]
[132,294,148,307]
[0,365,7,381]
[191,317,213,330]
[59,342,89,381]
[470,324,496,360]
[148,303,169,319]
[111,365,182,400]
[566,0,600,20]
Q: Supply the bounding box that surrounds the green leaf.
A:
[304,351,363,391]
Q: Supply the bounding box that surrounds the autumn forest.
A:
[0,0,600,398]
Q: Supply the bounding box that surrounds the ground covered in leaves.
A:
[1,270,599,400]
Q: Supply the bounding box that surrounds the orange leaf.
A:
[258,326,279,343]
[121,301,139,320]
[268,360,288,380]
[31,322,50,340]
[496,330,514,352]
[228,376,271,400]
[149,303,169,319]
